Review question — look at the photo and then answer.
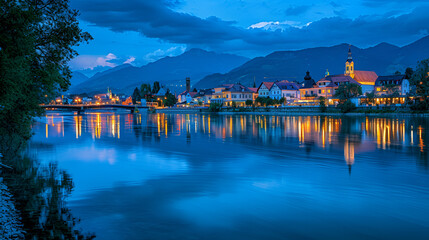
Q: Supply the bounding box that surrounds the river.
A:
[28,111,429,239]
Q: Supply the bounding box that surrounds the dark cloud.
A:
[71,0,429,53]
[285,5,311,16]
[329,1,340,8]
[362,0,428,8]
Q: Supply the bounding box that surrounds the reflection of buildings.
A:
[344,137,355,174]
[42,112,428,169]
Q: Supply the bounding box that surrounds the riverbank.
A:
[0,178,24,240]
[154,106,429,117]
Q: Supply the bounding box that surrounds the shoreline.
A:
[154,107,429,117]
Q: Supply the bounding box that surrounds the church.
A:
[300,47,378,100]
[342,47,378,93]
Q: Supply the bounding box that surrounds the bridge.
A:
[41,104,149,114]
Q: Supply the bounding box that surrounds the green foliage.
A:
[255,97,275,106]
[245,99,253,106]
[318,97,327,112]
[1,132,94,239]
[231,101,237,108]
[409,59,429,110]
[405,67,414,79]
[132,87,141,104]
[334,83,362,100]
[0,0,92,136]
[337,99,357,113]
[140,83,152,99]
[209,103,222,112]
[152,81,161,94]
[364,91,375,105]
[164,92,177,107]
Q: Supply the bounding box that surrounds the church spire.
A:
[345,45,355,78]
[347,45,353,62]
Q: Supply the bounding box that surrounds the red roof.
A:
[353,71,378,85]
[263,82,274,90]
[188,92,198,97]
[248,88,258,93]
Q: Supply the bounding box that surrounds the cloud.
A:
[70,53,137,70]
[145,46,186,62]
[285,5,311,16]
[71,0,429,53]
[248,21,310,31]
[123,56,136,64]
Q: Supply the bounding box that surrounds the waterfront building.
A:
[212,83,253,107]
[248,87,259,101]
[257,82,274,97]
[343,47,378,93]
[271,81,300,100]
[374,75,410,96]
[299,71,318,100]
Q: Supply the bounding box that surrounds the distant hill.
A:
[70,71,89,87]
[194,35,429,89]
[69,48,249,94]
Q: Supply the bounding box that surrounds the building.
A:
[178,91,198,104]
[212,83,254,107]
[248,87,259,101]
[155,87,167,97]
[343,46,378,93]
[299,71,318,100]
[193,89,214,105]
[271,81,300,100]
[257,82,274,97]
[177,77,197,104]
[315,75,361,98]
[374,75,410,96]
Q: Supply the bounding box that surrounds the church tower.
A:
[345,46,355,79]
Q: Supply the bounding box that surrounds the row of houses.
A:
[176,47,411,107]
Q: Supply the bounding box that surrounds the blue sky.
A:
[69,0,429,73]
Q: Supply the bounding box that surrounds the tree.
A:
[132,87,141,104]
[245,100,253,106]
[140,83,153,101]
[365,92,375,105]
[255,97,275,106]
[338,99,357,113]
[318,96,327,112]
[409,59,429,110]
[405,67,414,79]
[193,88,198,92]
[209,103,222,112]
[164,92,177,107]
[0,0,92,137]
[152,81,160,94]
[334,83,362,100]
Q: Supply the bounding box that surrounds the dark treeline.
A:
[1,0,93,239]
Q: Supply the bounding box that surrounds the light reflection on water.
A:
[30,112,429,240]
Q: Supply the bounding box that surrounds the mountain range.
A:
[69,48,249,94]
[194,36,429,89]
[70,36,429,94]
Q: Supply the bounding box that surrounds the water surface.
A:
[29,112,429,239]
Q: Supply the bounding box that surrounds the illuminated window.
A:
[376,87,381,91]
[328,89,331,93]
